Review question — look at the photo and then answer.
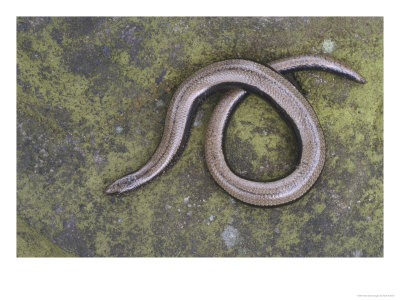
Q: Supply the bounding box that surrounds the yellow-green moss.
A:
[17,217,75,257]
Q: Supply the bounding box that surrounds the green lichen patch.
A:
[17,217,75,257]
[224,94,299,181]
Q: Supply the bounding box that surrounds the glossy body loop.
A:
[106,55,365,206]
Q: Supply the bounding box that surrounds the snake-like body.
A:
[106,55,365,206]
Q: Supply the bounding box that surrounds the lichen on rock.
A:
[17,17,383,257]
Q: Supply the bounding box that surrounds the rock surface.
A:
[17,17,383,256]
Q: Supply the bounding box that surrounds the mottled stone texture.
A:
[17,17,383,257]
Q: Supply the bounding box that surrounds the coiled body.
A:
[106,55,365,206]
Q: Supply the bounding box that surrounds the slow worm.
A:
[106,55,365,206]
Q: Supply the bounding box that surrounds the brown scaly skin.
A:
[106,55,365,206]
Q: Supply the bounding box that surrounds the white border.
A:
[2,1,399,299]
